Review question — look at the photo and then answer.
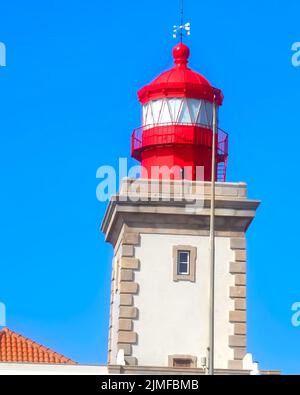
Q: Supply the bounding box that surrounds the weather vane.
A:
[173,0,191,41]
[172,22,191,40]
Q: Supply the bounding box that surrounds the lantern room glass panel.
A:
[168,98,183,122]
[204,101,213,126]
[178,99,192,124]
[188,99,202,123]
[151,100,162,124]
[159,100,172,124]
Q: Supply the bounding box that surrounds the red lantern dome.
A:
[132,43,228,181]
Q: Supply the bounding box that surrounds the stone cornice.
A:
[101,180,260,247]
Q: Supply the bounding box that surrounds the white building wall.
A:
[0,363,108,375]
[133,233,234,369]
[110,267,120,364]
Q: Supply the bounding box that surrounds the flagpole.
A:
[208,93,218,375]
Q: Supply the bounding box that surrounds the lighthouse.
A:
[102,42,260,373]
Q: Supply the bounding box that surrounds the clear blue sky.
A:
[0,0,299,374]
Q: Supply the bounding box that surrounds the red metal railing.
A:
[131,123,228,181]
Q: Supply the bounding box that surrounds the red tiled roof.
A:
[0,328,76,364]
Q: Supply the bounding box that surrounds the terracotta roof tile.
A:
[0,328,76,364]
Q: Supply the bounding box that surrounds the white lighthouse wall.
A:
[109,241,122,364]
[133,233,235,369]
[110,277,120,364]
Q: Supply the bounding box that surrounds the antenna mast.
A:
[180,0,184,43]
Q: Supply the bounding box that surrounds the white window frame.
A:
[177,250,190,275]
[173,245,197,282]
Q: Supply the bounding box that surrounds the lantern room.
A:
[131,43,228,181]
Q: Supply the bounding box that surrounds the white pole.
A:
[208,95,218,375]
